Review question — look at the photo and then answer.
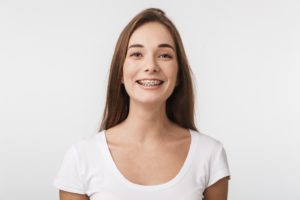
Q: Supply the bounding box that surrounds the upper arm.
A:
[59,190,89,200]
[203,176,230,200]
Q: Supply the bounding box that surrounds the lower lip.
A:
[136,82,163,90]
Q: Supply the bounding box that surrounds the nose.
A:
[144,55,160,72]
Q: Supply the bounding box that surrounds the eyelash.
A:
[130,52,142,57]
[129,52,173,59]
[160,54,173,59]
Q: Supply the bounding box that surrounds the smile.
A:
[136,79,164,86]
[136,80,164,90]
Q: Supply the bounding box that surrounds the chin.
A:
[131,97,166,106]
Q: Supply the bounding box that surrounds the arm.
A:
[59,190,89,200]
[203,176,230,200]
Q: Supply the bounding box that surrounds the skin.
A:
[59,191,89,200]
[116,22,180,145]
[59,22,229,200]
[203,176,230,200]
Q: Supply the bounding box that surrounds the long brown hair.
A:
[99,8,198,132]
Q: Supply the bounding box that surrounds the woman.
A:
[53,8,231,200]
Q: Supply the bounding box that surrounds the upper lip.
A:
[136,78,164,82]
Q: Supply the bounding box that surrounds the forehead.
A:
[128,22,175,47]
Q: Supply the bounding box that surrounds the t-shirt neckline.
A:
[101,128,197,190]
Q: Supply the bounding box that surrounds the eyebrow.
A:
[128,43,175,51]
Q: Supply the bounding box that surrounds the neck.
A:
[118,100,175,145]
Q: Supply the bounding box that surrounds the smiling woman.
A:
[53,8,230,200]
[100,8,196,129]
[122,22,178,105]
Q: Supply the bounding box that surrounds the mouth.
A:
[136,79,164,87]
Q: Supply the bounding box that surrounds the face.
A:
[122,22,178,105]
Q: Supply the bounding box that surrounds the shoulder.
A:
[69,131,106,160]
[190,129,227,163]
[191,129,224,150]
[53,131,107,195]
[189,130,231,188]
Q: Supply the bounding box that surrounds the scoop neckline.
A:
[100,128,197,190]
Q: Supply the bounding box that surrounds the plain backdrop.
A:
[1,0,300,199]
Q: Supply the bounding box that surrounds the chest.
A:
[107,139,190,185]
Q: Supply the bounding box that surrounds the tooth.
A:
[138,79,162,86]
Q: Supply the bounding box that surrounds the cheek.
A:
[122,60,138,80]
[165,63,179,79]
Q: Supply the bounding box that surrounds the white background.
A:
[1,0,299,199]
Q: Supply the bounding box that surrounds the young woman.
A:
[53,8,231,200]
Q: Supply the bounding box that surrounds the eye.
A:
[159,54,173,59]
[129,52,143,58]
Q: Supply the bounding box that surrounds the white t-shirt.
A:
[53,129,230,200]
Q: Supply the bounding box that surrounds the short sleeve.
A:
[53,145,86,194]
[206,143,231,188]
